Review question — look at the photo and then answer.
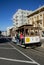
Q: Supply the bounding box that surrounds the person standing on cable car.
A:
[20,32,24,44]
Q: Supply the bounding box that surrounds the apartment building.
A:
[27,6,44,36]
[12,9,32,28]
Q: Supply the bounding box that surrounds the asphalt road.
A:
[0,37,44,65]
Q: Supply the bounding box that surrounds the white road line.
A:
[0,57,38,64]
[9,43,40,65]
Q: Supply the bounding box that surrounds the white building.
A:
[12,9,32,28]
[2,31,7,36]
[6,26,14,36]
[7,27,11,36]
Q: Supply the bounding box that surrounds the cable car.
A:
[12,24,41,48]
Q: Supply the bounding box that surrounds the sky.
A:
[0,0,44,31]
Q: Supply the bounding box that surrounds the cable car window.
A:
[35,31,38,35]
[25,29,29,36]
[30,30,35,36]
[31,32,34,36]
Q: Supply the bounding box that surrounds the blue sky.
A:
[0,0,44,31]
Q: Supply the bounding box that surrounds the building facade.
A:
[2,31,7,36]
[6,26,14,37]
[27,6,44,36]
[12,9,32,28]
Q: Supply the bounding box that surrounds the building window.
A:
[21,11,23,14]
[40,20,42,24]
[30,18,31,20]
[40,14,42,18]
[16,16,18,18]
[37,15,39,20]
[34,16,36,19]
[16,19,18,21]
[32,18,34,22]
[16,23,18,25]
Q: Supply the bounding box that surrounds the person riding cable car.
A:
[20,32,24,44]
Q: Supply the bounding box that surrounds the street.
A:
[0,37,44,65]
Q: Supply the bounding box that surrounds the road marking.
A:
[9,43,40,65]
[0,57,38,64]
